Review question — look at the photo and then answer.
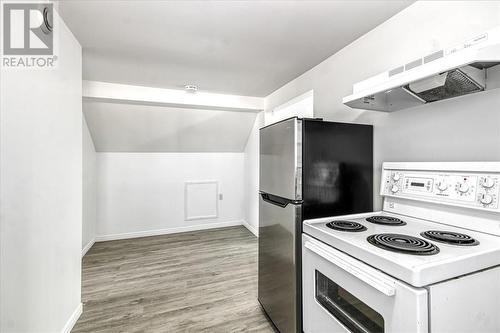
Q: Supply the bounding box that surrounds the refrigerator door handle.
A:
[259,192,289,208]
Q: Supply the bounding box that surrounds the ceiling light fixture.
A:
[184,84,198,93]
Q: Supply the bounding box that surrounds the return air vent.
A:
[343,27,500,112]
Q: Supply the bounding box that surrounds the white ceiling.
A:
[84,101,257,152]
[59,0,413,97]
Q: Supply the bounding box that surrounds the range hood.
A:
[343,27,500,112]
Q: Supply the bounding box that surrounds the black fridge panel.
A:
[302,120,373,221]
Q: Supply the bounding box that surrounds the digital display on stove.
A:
[404,176,433,193]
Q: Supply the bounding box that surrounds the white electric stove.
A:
[302,162,500,333]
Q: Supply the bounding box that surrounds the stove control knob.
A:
[391,185,399,193]
[392,173,401,181]
[437,181,448,191]
[482,177,495,189]
[458,182,470,193]
[480,194,493,205]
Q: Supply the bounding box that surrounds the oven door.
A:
[302,234,428,333]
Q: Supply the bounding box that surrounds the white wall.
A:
[83,117,97,254]
[96,153,245,239]
[83,101,259,152]
[265,1,500,209]
[243,112,265,235]
[265,90,313,126]
[0,12,83,333]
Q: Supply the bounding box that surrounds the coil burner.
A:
[367,233,440,255]
[421,230,479,246]
[326,220,367,232]
[366,216,407,226]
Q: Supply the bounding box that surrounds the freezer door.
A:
[260,118,302,200]
[258,193,301,333]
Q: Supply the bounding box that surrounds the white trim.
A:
[95,220,244,242]
[81,238,95,258]
[61,303,82,333]
[242,220,258,237]
[184,180,219,221]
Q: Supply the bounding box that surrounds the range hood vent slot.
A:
[389,66,404,77]
[423,50,444,64]
[404,59,422,71]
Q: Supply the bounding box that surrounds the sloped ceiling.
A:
[84,102,257,152]
[67,1,413,152]
[59,0,413,96]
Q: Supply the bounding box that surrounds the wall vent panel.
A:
[184,181,219,221]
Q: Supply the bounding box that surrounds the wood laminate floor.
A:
[73,226,276,333]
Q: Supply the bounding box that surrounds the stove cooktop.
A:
[303,211,500,287]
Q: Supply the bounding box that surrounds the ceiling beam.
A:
[82,81,264,112]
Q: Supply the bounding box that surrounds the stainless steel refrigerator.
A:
[258,117,373,333]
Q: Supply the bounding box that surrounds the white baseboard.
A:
[81,238,95,258]
[95,220,244,242]
[242,220,258,237]
[61,302,82,333]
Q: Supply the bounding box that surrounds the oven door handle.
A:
[305,239,397,296]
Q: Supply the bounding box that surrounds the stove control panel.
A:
[382,169,500,211]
